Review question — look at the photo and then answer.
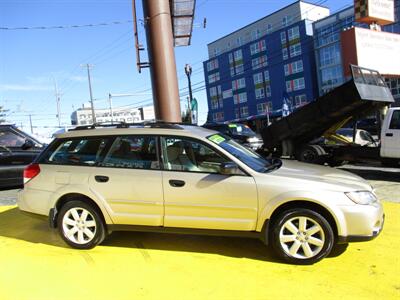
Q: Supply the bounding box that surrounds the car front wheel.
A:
[57,200,106,249]
[270,208,334,264]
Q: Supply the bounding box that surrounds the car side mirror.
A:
[21,139,34,150]
[220,162,242,175]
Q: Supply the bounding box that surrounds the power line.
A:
[0,20,133,31]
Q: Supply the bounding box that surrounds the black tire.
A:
[270,208,334,264]
[295,145,325,165]
[57,200,106,249]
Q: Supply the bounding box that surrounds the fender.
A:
[256,190,348,237]
[48,184,114,225]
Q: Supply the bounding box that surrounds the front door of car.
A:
[89,135,164,226]
[160,136,258,231]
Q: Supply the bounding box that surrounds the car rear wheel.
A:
[57,200,106,249]
[270,208,334,264]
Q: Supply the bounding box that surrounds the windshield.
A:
[207,134,279,172]
[228,124,255,136]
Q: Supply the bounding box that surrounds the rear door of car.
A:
[88,135,164,226]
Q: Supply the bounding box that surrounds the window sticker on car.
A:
[208,134,226,144]
[228,124,237,128]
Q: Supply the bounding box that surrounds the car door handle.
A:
[385,133,393,137]
[169,179,185,187]
[95,175,109,183]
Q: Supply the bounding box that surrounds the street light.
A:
[185,64,193,124]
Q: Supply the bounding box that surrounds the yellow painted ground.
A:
[0,202,399,300]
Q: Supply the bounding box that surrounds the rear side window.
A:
[99,136,159,170]
[41,137,109,166]
[389,111,400,130]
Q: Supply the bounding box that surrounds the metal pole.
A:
[108,93,114,124]
[142,0,181,122]
[53,76,61,127]
[266,103,270,125]
[83,64,96,124]
[185,64,193,124]
[29,114,33,134]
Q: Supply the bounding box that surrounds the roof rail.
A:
[69,121,198,131]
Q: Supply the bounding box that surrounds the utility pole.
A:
[142,0,181,122]
[53,76,62,127]
[108,93,114,124]
[29,114,33,134]
[185,64,193,124]
[82,64,96,124]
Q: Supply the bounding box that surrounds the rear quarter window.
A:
[39,137,109,166]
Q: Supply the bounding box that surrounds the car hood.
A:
[267,160,372,192]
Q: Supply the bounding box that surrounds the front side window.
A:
[161,137,229,173]
[389,110,400,129]
[207,134,274,172]
[100,136,159,170]
[42,137,109,166]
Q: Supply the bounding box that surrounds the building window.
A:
[252,55,268,70]
[253,73,263,85]
[286,80,292,92]
[207,59,219,72]
[293,77,305,91]
[232,78,246,91]
[264,70,270,82]
[234,92,247,104]
[236,37,242,47]
[257,102,272,114]
[321,65,343,89]
[266,23,273,34]
[280,32,287,44]
[251,29,261,40]
[295,94,307,107]
[208,72,220,84]
[213,47,220,57]
[210,86,223,109]
[288,26,300,41]
[240,106,249,117]
[250,40,266,55]
[319,44,341,67]
[265,85,271,97]
[229,49,244,76]
[255,88,265,99]
[284,60,303,76]
[289,43,301,57]
[282,48,288,60]
[235,108,240,119]
[213,112,224,122]
[282,15,293,27]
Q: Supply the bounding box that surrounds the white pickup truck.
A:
[380,107,400,166]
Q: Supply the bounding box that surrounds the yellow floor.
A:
[0,202,399,300]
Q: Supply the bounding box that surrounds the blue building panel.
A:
[204,19,319,123]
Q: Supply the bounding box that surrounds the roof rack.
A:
[69,121,198,131]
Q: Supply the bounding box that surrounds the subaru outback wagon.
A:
[18,123,384,264]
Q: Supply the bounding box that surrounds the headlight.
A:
[345,191,378,205]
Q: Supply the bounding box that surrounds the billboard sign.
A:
[354,0,394,25]
[341,27,400,77]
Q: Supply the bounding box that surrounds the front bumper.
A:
[337,201,384,243]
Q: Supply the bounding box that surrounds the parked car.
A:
[0,125,44,189]
[202,123,263,150]
[18,123,383,264]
